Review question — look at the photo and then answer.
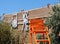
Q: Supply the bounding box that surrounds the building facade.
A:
[3,4,53,30]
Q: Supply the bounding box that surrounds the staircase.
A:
[29,18,50,44]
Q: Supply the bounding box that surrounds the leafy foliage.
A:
[0,22,11,44]
[45,4,60,44]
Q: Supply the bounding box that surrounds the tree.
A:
[0,21,11,44]
[45,4,60,44]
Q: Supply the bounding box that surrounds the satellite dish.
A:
[12,19,17,28]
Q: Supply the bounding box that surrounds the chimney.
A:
[21,9,24,12]
[2,13,5,21]
[47,4,50,8]
[2,13,5,16]
[21,9,25,14]
[47,4,53,13]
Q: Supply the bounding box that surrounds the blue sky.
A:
[0,0,59,16]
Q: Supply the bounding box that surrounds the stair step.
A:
[36,39,49,42]
[30,30,48,33]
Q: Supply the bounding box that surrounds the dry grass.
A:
[11,29,30,44]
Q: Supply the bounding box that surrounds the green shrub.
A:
[0,22,11,44]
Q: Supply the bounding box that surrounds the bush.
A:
[45,4,60,44]
[0,22,11,44]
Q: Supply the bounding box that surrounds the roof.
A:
[3,5,53,24]
[28,7,52,19]
[17,5,53,20]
